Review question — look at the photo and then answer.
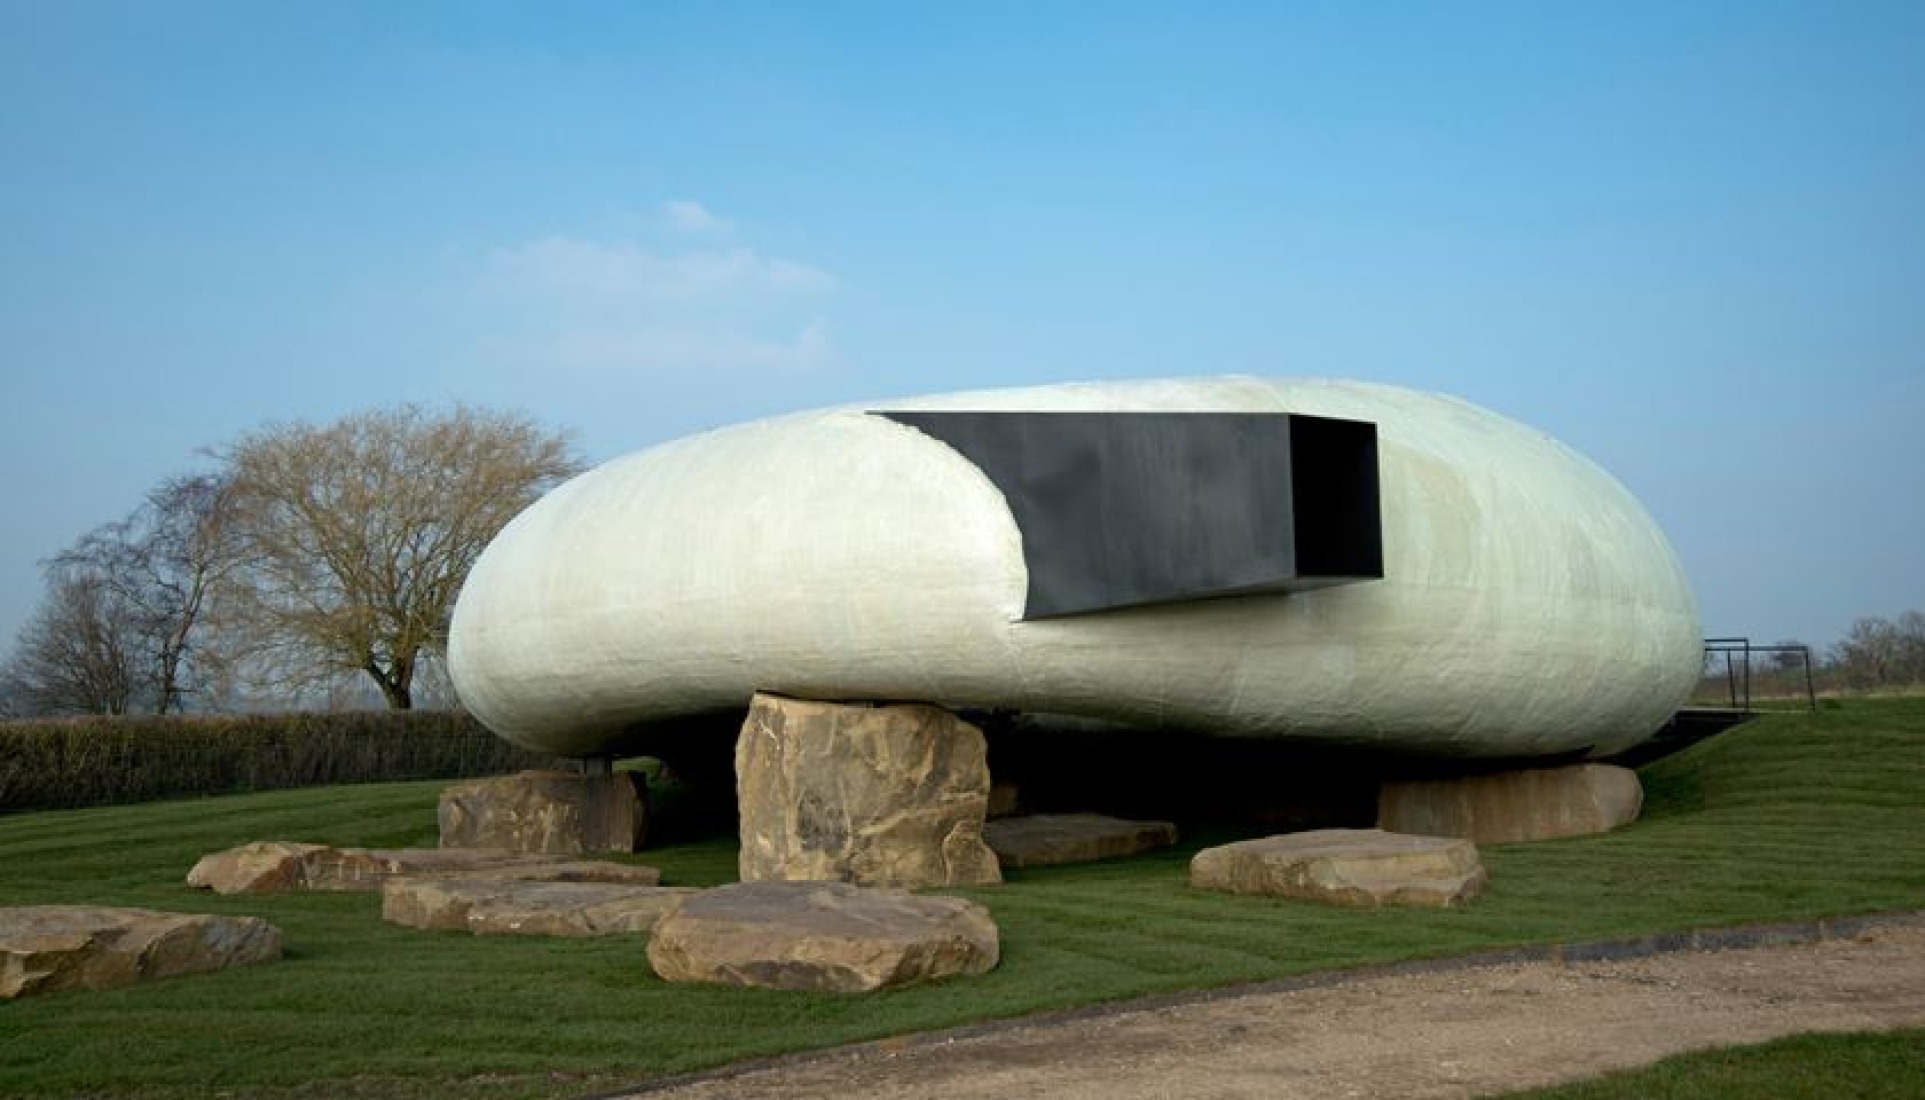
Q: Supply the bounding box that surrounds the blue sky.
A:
[2,1,1921,658]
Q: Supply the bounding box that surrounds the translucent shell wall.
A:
[448,378,1701,759]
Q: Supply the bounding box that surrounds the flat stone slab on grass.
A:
[1190,828,1486,908]
[473,860,662,886]
[2,905,282,1000]
[188,841,659,895]
[647,881,999,992]
[383,878,695,936]
[983,813,1178,869]
[1379,763,1644,843]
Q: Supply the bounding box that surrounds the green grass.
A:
[1500,1028,1925,1099]
[3,698,1924,1099]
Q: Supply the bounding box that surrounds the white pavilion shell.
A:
[448,378,1701,760]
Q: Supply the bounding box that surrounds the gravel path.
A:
[611,919,1925,1100]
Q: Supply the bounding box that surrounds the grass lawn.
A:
[2,697,1923,1099]
[1501,1028,1925,1099]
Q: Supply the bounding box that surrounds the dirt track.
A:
[613,920,1925,1100]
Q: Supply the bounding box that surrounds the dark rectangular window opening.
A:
[1288,415,1384,581]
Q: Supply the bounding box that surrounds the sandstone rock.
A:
[379,878,482,932]
[983,813,1178,869]
[469,884,694,937]
[188,842,655,894]
[188,843,533,893]
[184,841,328,894]
[382,878,694,936]
[1,905,282,999]
[439,770,649,855]
[300,847,535,891]
[736,694,1001,889]
[646,881,999,992]
[469,860,662,886]
[1378,764,1644,843]
[1190,828,1486,908]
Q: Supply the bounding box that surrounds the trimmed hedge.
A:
[0,711,555,811]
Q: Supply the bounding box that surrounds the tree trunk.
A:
[378,680,413,710]
[154,584,205,715]
[155,644,183,715]
[366,659,414,710]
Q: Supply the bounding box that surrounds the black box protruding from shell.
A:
[875,410,1383,619]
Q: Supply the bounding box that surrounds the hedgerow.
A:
[0,711,552,811]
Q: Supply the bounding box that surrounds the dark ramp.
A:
[1605,708,1758,768]
[875,410,1382,620]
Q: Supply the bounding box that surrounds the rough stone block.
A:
[646,881,999,992]
[983,813,1178,869]
[1190,828,1486,908]
[439,770,649,854]
[736,693,1001,889]
[1378,763,1643,843]
[2,906,282,999]
[183,841,327,894]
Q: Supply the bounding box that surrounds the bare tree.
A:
[1896,611,1925,685]
[1834,616,1903,689]
[0,570,143,715]
[54,474,241,713]
[221,405,580,709]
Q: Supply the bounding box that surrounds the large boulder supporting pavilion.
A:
[1189,828,1486,908]
[439,769,649,855]
[646,881,1000,992]
[1378,763,1644,843]
[735,693,1002,889]
[1,906,282,1000]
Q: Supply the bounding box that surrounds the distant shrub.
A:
[0,711,555,812]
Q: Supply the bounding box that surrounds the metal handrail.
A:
[1702,638,1817,712]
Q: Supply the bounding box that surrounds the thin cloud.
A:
[484,236,834,307]
[541,319,835,373]
[472,214,840,374]
[663,199,731,235]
